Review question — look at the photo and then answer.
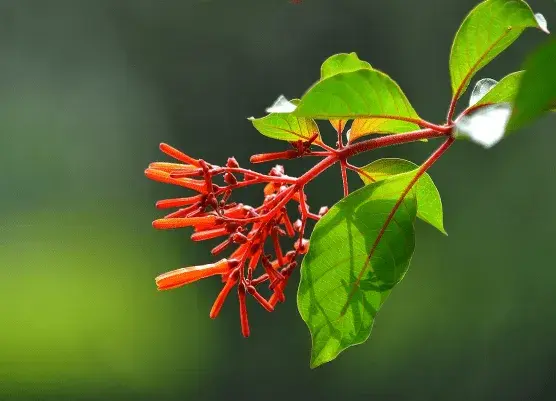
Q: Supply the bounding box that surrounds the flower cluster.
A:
[146,142,328,337]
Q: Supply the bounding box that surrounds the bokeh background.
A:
[1,0,555,400]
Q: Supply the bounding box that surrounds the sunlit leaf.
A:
[249,98,322,143]
[449,0,546,100]
[320,54,376,138]
[298,172,418,368]
[507,39,556,131]
[294,68,420,141]
[320,52,372,79]
[349,114,420,141]
[329,119,348,137]
[358,158,446,234]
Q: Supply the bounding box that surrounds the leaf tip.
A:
[309,354,327,369]
[265,95,297,114]
[535,13,549,34]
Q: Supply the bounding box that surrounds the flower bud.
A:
[149,162,195,173]
[231,232,248,244]
[247,286,274,312]
[226,157,239,168]
[156,195,204,209]
[294,238,309,254]
[152,215,217,229]
[155,258,231,290]
[145,168,208,193]
[159,143,201,167]
[191,226,229,241]
[269,165,284,176]
[238,283,250,338]
[210,268,240,319]
[224,173,237,185]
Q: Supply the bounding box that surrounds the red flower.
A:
[146,143,316,337]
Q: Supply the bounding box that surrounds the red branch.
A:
[146,119,454,336]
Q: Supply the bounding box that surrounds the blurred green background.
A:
[1,0,555,400]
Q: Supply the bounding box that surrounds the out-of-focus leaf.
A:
[507,39,556,131]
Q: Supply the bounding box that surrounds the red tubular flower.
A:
[156,195,204,209]
[156,258,235,290]
[159,143,201,167]
[238,283,250,338]
[164,203,202,219]
[250,150,299,164]
[210,270,239,319]
[149,162,198,174]
[152,215,218,229]
[190,226,229,241]
[281,212,295,237]
[269,284,287,306]
[247,285,274,312]
[211,238,232,256]
[262,257,285,283]
[146,142,328,336]
[145,168,208,193]
[271,228,284,265]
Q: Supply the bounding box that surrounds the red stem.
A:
[446,97,458,123]
[214,167,297,184]
[338,128,447,160]
[345,162,375,183]
[340,160,349,197]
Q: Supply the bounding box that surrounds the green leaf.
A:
[320,53,373,134]
[348,114,419,142]
[507,38,556,131]
[294,68,421,141]
[329,119,347,136]
[320,52,373,79]
[472,71,524,107]
[449,0,546,100]
[298,172,418,368]
[321,53,372,137]
[358,158,446,235]
[248,99,322,143]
